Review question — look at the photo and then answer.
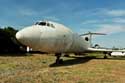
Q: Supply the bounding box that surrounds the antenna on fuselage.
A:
[80,32,106,47]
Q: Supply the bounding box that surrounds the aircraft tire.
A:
[104,55,107,59]
[59,59,63,64]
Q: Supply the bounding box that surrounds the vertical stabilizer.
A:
[80,32,106,47]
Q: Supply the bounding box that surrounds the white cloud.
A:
[82,20,100,24]
[18,9,38,16]
[106,10,125,16]
[82,9,125,17]
[112,18,125,23]
[96,24,125,34]
[18,8,53,16]
[82,18,125,25]
[44,16,60,21]
[81,9,125,25]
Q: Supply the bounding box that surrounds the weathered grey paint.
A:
[16,21,90,53]
[16,21,125,54]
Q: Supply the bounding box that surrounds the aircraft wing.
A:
[87,48,125,53]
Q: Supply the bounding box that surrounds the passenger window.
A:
[51,24,55,28]
[47,23,50,27]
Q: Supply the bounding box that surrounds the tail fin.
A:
[80,32,106,47]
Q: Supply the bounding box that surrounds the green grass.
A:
[0,54,125,83]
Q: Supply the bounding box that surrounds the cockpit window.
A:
[39,22,46,26]
[35,22,46,26]
[35,21,55,28]
[35,22,39,25]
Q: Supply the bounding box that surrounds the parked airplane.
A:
[16,20,125,63]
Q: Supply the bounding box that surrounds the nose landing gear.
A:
[55,53,63,64]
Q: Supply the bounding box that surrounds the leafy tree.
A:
[0,26,26,53]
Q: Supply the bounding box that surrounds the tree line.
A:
[0,27,26,53]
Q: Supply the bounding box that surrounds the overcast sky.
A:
[0,0,125,48]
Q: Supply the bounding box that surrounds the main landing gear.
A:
[104,52,108,59]
[104,55,108,59]
[103,52,110,59]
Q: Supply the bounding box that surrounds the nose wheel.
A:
[55,53,63,64]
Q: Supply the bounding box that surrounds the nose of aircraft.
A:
[15,26,42,48]
[16,32,23,41]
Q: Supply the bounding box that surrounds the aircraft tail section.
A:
[80,32,106,48]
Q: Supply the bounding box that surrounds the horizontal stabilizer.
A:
[80,32,106,36]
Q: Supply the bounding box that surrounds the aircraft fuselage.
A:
[16,21,90,53]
